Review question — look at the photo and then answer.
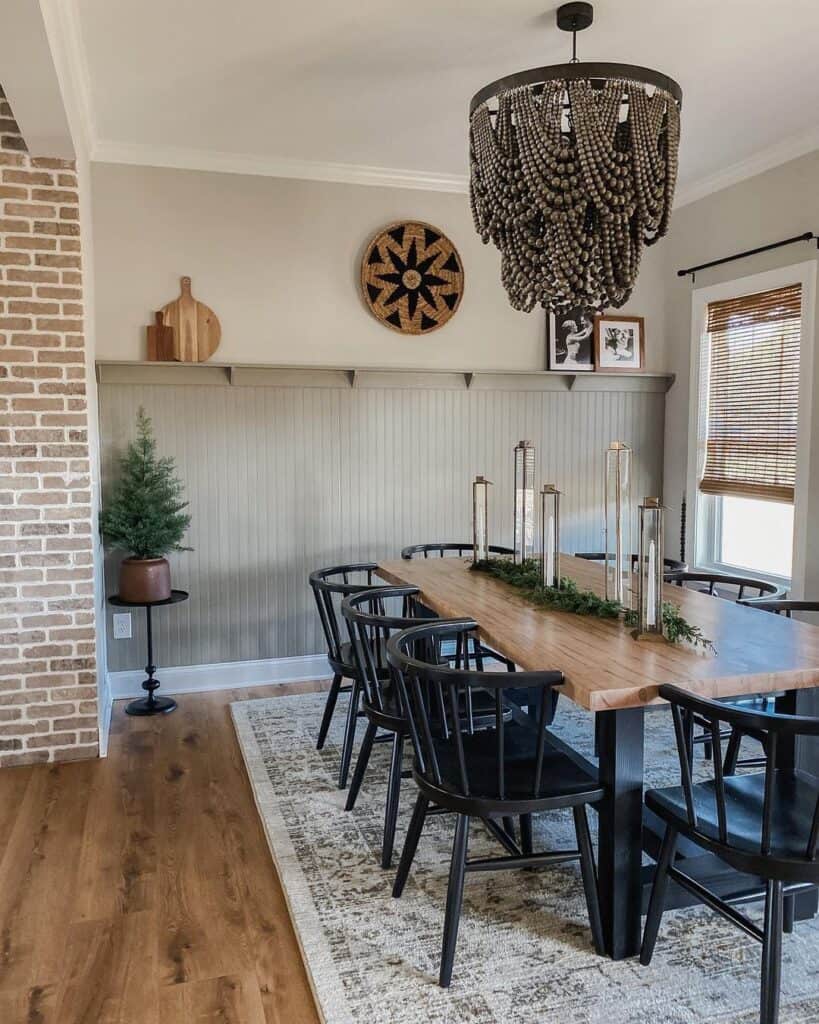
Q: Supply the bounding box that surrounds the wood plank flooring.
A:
[0,682,326,1024]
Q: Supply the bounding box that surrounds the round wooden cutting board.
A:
[361,221,464,335]
[161,276,221,362]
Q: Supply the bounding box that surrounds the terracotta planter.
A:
[119,557,171,604]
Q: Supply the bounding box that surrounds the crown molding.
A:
[91,138,470,194]
[38,0,97,159]
[92,128,819,205]
[674,124,819,208]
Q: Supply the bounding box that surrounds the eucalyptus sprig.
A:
[624,603,717,654]
[472,558,715,653]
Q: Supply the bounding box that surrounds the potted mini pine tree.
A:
[100,408,191,603]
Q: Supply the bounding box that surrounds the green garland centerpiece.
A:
[471,558,715,653]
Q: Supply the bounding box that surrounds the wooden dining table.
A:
[376,554,819,960]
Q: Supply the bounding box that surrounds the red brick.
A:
[33,221,79,237]
[8,268,58,283]
[0,217,30,232]
[35,318,83,332]
[30,158,74,170]
[0,252,31,266]
[34,253,80,268]
[5,236,58,251]
[3,170,53,185]
[5,202,55,218]
[9,301,59,315]
[31,189,76,204]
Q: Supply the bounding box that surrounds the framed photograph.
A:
[594,315,645,371]
[546,306,595,371]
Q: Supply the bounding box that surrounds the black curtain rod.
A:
[677,231,818,280]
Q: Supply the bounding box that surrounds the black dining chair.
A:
[387,618,605,988]
[663,570,787,602]
[342,587,502,869]
[309,563,392,788]
[401,542,517,672]
[641,684,819,1024]
[720,600,819,772]
[401,542,515,560]
[575,551,688,573]
[739,598,819,618]
[662,572,788,765]
[341,586,433,869]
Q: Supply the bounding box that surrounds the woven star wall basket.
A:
[361,221,464,335]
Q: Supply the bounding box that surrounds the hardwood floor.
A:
[0,682,327,1024]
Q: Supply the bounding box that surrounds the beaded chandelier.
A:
[469,2,682,314]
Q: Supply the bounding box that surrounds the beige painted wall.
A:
[90,162,669,372]
[660,150,819,591]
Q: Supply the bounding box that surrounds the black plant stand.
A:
[109,590,189,716]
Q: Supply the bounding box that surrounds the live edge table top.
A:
[376,556,819,712]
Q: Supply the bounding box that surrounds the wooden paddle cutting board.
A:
[146,311,176,361]
[160,276,221,362]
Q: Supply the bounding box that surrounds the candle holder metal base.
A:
[631,629,668,643]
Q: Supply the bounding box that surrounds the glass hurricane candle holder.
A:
[472,475,492,563]
[634,497,666,641]
[513,440,536,563]
[604,441,632,604]
[540,484,561,588]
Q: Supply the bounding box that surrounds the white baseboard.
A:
[107,653,331,701]
[99,688,113,756]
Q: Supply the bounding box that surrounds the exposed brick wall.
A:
[0,84,98,765]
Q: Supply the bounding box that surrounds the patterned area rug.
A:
[231,692,819,1023]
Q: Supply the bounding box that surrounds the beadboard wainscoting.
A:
[98,372,667,674]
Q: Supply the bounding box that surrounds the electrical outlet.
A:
[113,613,132,639]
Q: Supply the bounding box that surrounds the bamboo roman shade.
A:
[699,283,802,503]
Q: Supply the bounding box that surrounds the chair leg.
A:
[381,733,405,869]
[345,720,376,811]
[640,825,679,966]
[392,792,429,898]
[724,727,742,776]
[520,813,533,856]
[573,805,604,955]
[337,679,361,790]
[761,879,784,1024]
[783,893,795,934]
[501,816,516,842]
[439,814,470,988]
[316,673,342,750]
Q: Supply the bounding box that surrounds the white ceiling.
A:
[69,0,819,199]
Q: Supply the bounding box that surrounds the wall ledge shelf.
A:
[95,361,675,394]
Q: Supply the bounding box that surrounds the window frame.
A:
[686,261,816,592]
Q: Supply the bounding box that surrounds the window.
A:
[713,495,794,579]
[689,268,813,585]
